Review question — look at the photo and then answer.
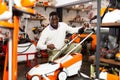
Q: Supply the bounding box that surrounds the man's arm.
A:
[37,30,56,50]
[66,22,89,34]
[37,31,48,50]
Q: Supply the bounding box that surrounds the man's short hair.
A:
[49,11,58,17]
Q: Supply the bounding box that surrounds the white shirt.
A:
[37,22,81,50]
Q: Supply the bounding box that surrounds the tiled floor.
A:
[0,53,92,80]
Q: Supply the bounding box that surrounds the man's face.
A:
[49,15,59,29]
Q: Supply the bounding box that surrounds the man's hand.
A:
[47,44,55,50]
[78,23,90,34]
[82,23,89,29]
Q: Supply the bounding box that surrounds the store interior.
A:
[0,0,120,80]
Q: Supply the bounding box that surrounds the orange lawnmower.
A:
[26,28,95,80]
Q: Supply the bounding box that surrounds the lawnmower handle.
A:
[51,34,81,61]
[58,31,94,63]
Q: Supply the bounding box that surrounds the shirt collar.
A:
[49,23,59,30]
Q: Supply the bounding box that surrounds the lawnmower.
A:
[26,28,94,80]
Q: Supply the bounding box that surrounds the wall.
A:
[20,6,56,40]
[21,7,94,40]
[20,0,109,40]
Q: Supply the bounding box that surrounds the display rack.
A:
[89,56,120,66]
[69,20,84,25]
[100,13,120,67]
[27,18,46,20]
[95,0,120,79]
[96,1,120,80]
[36,3,91,13]
[101,23,120,27]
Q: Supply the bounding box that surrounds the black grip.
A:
[78,28,84,34]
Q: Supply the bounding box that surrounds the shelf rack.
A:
[89,55,120,66]
[36,3,91,13]
[101,23,120,27]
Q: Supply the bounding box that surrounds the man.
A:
[37,11,88,61]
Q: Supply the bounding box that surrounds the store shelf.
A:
[64,7,91,12]
[55,0,95,7]
[89,55,120,66]
[69,20,84,23]
[36,4,55,9]
[91,23,97,27]
[36,4,91,13]
[101,23,120,27]
[28,18,46,20]
[24,18,46,21]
